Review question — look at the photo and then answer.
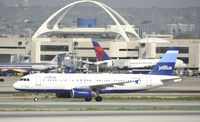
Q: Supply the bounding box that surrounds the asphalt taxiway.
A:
[0,111,200,122]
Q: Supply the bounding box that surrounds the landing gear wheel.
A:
[85,97,92,102]
[95,96,102,102]
[34,97,38,102]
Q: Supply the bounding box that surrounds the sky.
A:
[1,0,200,8]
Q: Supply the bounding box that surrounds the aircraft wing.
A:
[75,80,132,90]
[1,69,28,73]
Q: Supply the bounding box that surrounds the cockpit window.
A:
[20,78,30,81]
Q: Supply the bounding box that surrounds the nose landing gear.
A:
[34,97,38,102]
[34,93,39,102]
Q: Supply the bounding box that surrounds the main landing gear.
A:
[84,96,102,102]
[92,88,103,102]
[95,96,102,102]
[85,97,92,101]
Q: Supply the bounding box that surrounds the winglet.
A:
[92,41,111,61]
[148,47,179,76]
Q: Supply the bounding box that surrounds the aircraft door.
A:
[35,75,41,86]
[146,76,152,86]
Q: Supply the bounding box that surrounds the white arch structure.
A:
[32,0,140,41]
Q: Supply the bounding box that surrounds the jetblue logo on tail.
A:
[148,47,179,76]
[158,65,172,71]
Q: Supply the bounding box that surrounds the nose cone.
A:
[13,82,20,90]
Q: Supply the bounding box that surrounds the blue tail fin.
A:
[148,47,179,76]
[92,41,111,61]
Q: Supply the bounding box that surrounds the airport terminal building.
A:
[0,37,200,71]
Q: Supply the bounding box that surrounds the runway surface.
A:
[0,111,200,122]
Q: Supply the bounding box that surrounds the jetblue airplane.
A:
[0,52,66,76]
[13,47,182,102]
[92,41,186,70]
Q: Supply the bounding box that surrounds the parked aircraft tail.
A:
[148,47,179,76]
[49,52,66,68]
[92,41,111,61]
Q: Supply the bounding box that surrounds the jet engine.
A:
[56,89,92,98]
[56,91,71,98]
[71,88,92,98]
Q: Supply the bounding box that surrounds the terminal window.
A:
[40,55,56,61]
[156,47,189,54]
[18,42,22,46]
[0,79,4,82]
[178,57,189,64]
[41,45,68,51]
[156,47,169,53]
[75,47,109,50]
[119,49,139,51]
[179,47,189,53]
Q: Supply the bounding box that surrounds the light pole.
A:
[73,20,78,71]
[198,21,200,39]
[141,20,152,59]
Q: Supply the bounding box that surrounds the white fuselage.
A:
[99,59,186,70]
[126,59,186,69]
[0,63,57,74]
[13,73,181,93]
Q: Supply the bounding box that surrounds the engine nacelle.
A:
[56,89,92,98]
[72,88,92,98]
